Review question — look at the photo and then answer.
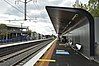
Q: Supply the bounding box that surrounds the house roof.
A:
[6,24,28,29]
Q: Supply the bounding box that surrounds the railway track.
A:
[0,39,53,66]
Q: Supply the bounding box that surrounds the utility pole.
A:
[21,23,23,41]
[24,0,37,20]
[24,0,27,20]
[15,0,37,20]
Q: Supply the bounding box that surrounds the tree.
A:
[27,30,32,36]
[0,24,8,35]
[0,24,9,40]
[0,24,7,29]
[73,2,88,10]
[73,0,99,17]
[88,0,99,17]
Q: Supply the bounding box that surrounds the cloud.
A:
[1,0,84,35]
[3,0,65,18]
[1,0,88,21]
[0,0,11,13]
[5,8,23,17]
[22,21,55,35]
[27,2,46,10]
[58,0,76,7]
[48,0,64,5]
[0,13,22,20]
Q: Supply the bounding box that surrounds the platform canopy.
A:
[46,6,94,36]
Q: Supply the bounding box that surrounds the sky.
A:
[0,0,88,35]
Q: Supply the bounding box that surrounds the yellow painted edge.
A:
[39,59,56,62]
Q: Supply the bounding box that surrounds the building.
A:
[0,24,29,43]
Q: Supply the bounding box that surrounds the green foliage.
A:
[89,8,99,17]
[27,30,32,36]
[88,0,99,17]
[0,24,7,29]
[0,24,8,35]
[73,2,88,10]
[88,0,98,5]
[73,0,99,17]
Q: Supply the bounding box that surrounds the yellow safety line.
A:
[39,59,56,62]
[35,39,57,66]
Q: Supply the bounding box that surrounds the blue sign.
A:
[56,50,69,55]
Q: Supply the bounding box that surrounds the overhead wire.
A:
[3,0,31,20]
[32,1,55,34]
[4,0,23,15]
[3,0,55,34]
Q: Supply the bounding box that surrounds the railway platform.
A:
[35,40,99,66]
